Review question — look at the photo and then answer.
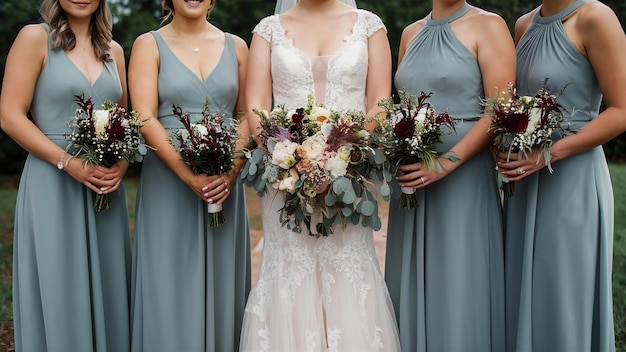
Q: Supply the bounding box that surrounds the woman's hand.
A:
[196,174,237,204]
[64,158,128,194]
[495,148,546,182]
[395,157,455,189]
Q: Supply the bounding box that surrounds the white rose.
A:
[526,107,542,133]
[272,140,298,169]
[415,107,428,123]
[309,106,332,122]
[301,133,327,161]
[193,124,209,137]
[93,109,110,139]
[325,154,349,178]
[279,176,298,192]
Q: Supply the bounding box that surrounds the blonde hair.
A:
[161,0,216,24]
[39,0,113,61]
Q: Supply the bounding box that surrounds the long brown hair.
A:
[161,0,216,24]
[39,0,113,61]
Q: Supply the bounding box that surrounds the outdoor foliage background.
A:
[0,1,625,350]
[0,0,625,171]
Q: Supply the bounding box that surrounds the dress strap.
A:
[534,0,590,23]
[559,0,590,19]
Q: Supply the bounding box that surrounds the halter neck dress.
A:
[385,4,505,351]
[505,1,615,350]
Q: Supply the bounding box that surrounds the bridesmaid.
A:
[496,0,626,350]
[128,0,251,350]
[0,0,131,351]
[384,1,515,351]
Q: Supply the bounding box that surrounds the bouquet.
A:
[240,95,389,237]
[485,83,573,196]
[66,94,147,211]
[170,99,239,227]
[375,90,457,209]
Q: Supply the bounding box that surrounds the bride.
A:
[239,0,400,351]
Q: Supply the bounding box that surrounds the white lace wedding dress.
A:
[240,10,400,352]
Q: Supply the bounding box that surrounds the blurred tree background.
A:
[1,0,625,172]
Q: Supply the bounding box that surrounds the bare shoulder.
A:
[109,40,124,60]
[15,24,49,47]
[466,7,509,34]
[131,31,158,53]
[515,7,539,38]
[401,17,427,42]
[575,0,621,29]
[230,33,249,51]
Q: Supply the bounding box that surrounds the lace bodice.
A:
[253,10,385,111]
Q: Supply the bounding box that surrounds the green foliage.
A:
[1,0,626,168]
[609,163,626,350]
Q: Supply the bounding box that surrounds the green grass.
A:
[610,163,626,350]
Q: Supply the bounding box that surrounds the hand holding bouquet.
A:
[485,83,573,196]
[375,90,457,209]
[66,94,147,211]
[240,95,388,237]
[170,99,239,227]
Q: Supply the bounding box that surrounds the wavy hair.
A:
[39,0,113,61]
[161,0,216,24]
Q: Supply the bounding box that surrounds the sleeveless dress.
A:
[12,24,131,352]
[505,1,615,351]
[130,32,251,352]
[385,4,505,351]
[239,11,401,351]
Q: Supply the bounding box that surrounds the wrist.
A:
[56,151,66,171]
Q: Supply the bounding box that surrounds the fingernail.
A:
[208,199,213,203]
[204,193,209,197]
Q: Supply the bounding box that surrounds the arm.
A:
[245,32,273,139]
[0,25,115,194]
[397,13,516,189]
[498,3,626,181]
[127,32,217,203]
[365,28,392,118]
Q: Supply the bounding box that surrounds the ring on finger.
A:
[516,167,526,175]
[420,177,425,185]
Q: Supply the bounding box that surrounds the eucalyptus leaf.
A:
[248,162,257,176]
[359,200,375,216]
[325,192,336,206]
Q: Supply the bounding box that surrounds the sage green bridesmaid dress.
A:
[385,4,505,351]
[506,1,615,350]
[12,24,131,352]
[130,32,251,352]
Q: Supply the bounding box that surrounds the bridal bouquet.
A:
[485,83,573,196]
[66,94,147,211]
[375,90,457,209]
[240,95,389,237]
[170,99,239,227]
